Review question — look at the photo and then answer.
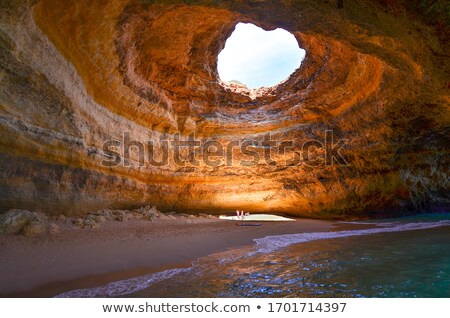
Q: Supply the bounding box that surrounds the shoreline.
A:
[0,216,347,297]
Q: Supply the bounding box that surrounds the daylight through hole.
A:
[218,23,306,89]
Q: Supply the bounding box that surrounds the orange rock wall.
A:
[0,0,448,217]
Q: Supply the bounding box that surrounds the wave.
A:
[55,267,191,298]
[338,221,400,227]
[254,220,450,254]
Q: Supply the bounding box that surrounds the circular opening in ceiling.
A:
[218,22,306,90]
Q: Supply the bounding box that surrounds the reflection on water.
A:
[130,226,450,298]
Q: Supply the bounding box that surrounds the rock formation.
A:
[0,0,448,218]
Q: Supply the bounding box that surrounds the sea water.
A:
[57,214,450,298]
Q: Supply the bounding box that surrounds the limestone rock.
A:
[73,218,84,228]
[49,223,61,234]
[83,218,99,229]
[0,210,49,234]
[23,221,48,236]
[0,0,448,219]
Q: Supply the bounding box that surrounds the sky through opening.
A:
[218,23,305,89]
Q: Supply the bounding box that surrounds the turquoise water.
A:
[58,214,450,298]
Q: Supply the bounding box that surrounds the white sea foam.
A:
[253,220,450,254]
[338,221,400,227]
[55,267,191,298]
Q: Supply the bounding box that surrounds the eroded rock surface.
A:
[0,0,448,218]
[0,209,49,235]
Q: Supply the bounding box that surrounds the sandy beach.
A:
[0,215,343,297]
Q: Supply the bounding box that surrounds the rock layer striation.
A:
[0,0,449,218]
